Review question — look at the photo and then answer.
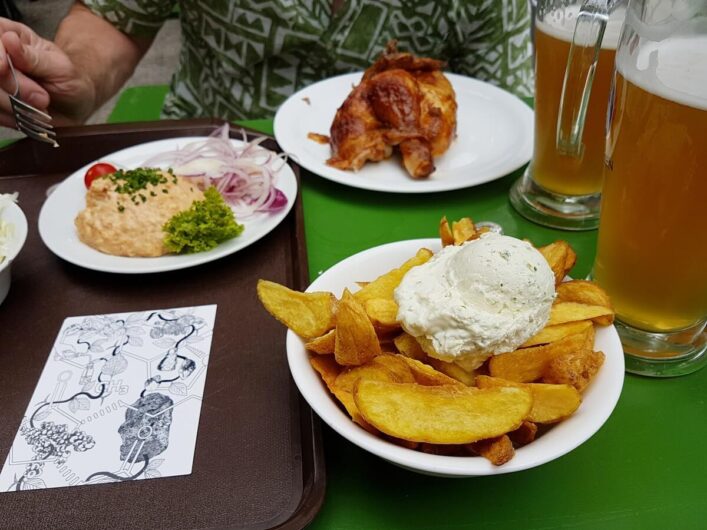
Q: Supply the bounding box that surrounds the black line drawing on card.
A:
[6,370,98,492]
[84,393,173,484]
[139,311,206,397]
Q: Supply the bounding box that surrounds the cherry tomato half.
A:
[84,163,117,188]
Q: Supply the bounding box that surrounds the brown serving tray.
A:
[0,120,325,529]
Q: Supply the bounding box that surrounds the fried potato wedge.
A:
[544,349,606,392]
[396,356,466,387]
[311,356,380,429]
[548,302,615,326]
[331,355,420,432]
[564,245,577,273]
[475,376,581,424]
[393,332,427,361]
[538,241,575,285]
[452,217,477,245]
[332,362,404,433]
[305,329,336,354]
[370,354,416,383]
[439,216,454,247]
[489,327,593,382]
[468,435,515,466]
[335,289,381,366]
[522,320,593,347]
[557,280,612,307]
[556,280,614,325]
[257,279,336,339]
[508,421,538,447]
[353,380,533,444]
[427,358,477,386]
[364,298,401,332]
[335,364,398,394]
[309,355,342,388]
[354,248,433,303]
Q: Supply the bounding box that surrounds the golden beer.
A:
[532,18,618,196]
[594,64,707,332]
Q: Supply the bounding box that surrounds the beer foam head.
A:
[536,4,626,49]
[618,35,707,111]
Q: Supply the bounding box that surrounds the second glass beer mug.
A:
[593,0,707,376]
[510,0,626,230]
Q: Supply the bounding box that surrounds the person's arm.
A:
[0,1,152,127]
[54,2,153,120]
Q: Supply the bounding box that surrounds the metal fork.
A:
[6,54,58,147]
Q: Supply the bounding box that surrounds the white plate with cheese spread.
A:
[38,137,298,274]
[286,238,625,476]
[274,73,534,193]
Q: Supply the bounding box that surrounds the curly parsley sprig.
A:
[163,187,244,254]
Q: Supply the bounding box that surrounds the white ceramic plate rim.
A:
[0,201,29,273]
[274,72,534,193]
[38,137,298,274]
[286,238,625,476]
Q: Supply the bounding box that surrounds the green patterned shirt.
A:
[85,0,533,120]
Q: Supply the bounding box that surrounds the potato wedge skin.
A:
[353,380,532,444]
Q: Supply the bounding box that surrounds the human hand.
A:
[0,17,96,128]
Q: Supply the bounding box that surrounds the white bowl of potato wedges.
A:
[259,218,624,476]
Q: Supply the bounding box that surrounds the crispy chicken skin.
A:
[327,42,457,179]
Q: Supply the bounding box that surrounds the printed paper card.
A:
[0,305,216,492]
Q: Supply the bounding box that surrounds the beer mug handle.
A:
[556,0,609,157]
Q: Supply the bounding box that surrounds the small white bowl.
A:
[286,239,625,477]
[0,200,29,305]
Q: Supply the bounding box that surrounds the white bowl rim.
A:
[0,200,29,272]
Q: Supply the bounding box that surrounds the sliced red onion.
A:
[143,124,288,218]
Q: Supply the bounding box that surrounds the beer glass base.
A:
[616,319,707,377]
[509,169,600,231]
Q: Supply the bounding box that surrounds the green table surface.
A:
[110,88,706,529]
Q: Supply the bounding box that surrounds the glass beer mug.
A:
[593,0,707,376]
[510,0,626,230]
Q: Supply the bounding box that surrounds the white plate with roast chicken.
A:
[274,46,533,193]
